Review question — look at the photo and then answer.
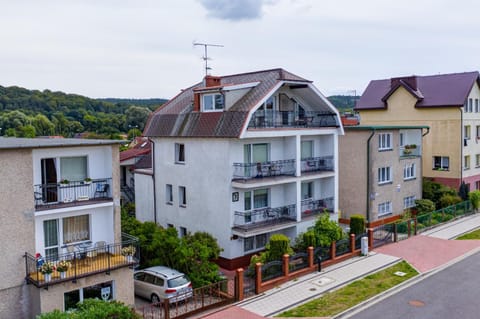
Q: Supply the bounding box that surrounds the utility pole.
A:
[193,42,224,76]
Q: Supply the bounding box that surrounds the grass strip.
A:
[276,261,418,317]
[456,229,480,240]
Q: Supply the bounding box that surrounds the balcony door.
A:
[244,143,269,177]
[44,219,59,260]
[41,158,58,203]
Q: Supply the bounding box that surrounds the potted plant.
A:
[121,245,136,262]
[59,179,70,187]
[56,260,71,279]
[40,262,55,282]
[83,177,92,185]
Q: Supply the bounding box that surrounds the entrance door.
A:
[41,158,58,203]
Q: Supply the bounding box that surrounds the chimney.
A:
[391,76,417,90]
[205,75,221,87]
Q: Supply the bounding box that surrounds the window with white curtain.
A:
[63,214,90,244]
[60,156,87,181]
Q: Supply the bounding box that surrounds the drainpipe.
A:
[366,129,376,224]
[460,108,463,187]
[149,138,157,224]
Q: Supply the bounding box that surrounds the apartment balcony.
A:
[233,204,297,233]
[399,145,421,157]
[301,156,334,173]
[233,159,296,181]
[24,233,139,288]
[34,178,112,211]
[248,110,339,129]
[301,197,334,218]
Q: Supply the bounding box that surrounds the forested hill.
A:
[327,95,359,112]
[0,85,166,138]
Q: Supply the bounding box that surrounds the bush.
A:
[469,190,480,210]
[349,215,366,235]
[267,234,292,261]
[313,212,345,247]
[439,194,462,208]
[414,199,435,214]
[37,299,140,318]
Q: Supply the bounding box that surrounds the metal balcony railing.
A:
[301,197,334,218]
[248,110,340,129]
[24,233,139,288]
[233,204,296,231]
[33,178,112,210]
[233,159,296,180]
[301,156,334,172]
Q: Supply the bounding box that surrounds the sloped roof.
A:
[144,68,311,138]
[120,137,151,162]
[355,71,480,110]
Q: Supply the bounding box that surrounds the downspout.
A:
[460,108,463,187]
[366,129,376,224]
[149,138,157,224]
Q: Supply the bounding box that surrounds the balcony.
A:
[301,156,334,173]
[301,197,334,218]
[400,144,421,157]
[248,110,339,129]
[24,233,139,288]
[233,204,297,232]
[233,159,296,181]
[34,178,112,211]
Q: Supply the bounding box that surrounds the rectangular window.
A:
[179,186,186,207]
[403,196,416,209]
[378,202,392,217]
[202,93,225,111]
[60,156,87,181]
[433,156,449,170]
[244,189,269,211]
[166,184,173,204]
[378,133,392,151]
[476,181,480,190]
[244,237,254,252]
[244,234,268,252]
[464,155,471,170]
[63,214,90,244]
[477,126,480,138]
[403,163,416,180]
[399,133,404,147]
[465,125,471,140]
[468,98,473,112]
[64,281,113,311]
[301,181,313,199]
[301,141,314,159]
[44,219,59,260]
[378,167,392,184]
[175,143,185,163]
[180,227,187,237]
[476,154,480,167]
[476,99,479,112]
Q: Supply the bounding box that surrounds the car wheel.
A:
[151,294,161,305]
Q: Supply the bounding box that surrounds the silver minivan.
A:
[134,266,193,303]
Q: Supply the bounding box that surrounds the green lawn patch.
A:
[276,261,418,318]
[456,228,480,240]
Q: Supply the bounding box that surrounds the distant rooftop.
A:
[0,137,124,150]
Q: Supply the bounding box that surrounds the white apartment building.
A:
[142,69,344,269]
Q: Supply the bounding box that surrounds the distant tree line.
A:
[0,85,166,138]
[327,95,359,112]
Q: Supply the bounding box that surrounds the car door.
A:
[134,271,148,299]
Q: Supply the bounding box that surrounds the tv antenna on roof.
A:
[193,42,224,76]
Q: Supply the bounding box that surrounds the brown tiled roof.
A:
[144,68,310,137]
[120,138,151,162]
[355,71,480,110]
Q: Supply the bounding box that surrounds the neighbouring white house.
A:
[142,69,344,269]
[0,137,138,318]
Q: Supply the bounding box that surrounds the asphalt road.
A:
[350,250,480,319]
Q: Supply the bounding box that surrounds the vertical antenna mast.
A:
[193,42,224,76]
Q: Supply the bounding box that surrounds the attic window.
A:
[202,93,224,112]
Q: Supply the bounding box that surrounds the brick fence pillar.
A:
[235,268,244,301]
[350,233,355,253]
[255,263,262,294]
[307,246,314,268]
[368,228,374,249]
[283,254,290,277]
[330,240,336,260]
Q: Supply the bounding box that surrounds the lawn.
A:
[276,261,418,318]
[456,228,480,240]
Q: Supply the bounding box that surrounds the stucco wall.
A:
[134,172,154,222]
[0,149,36,318]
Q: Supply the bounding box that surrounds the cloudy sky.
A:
[1,0,479,99]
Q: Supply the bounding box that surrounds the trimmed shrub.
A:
[469,190,480,210]
[439,194,462,208]
[268,234,292,261]
[349,214,366,235]
[414,199,435,214]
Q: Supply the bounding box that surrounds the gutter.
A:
[366,129,376,224]
[460,108,463,186]
[149,138,157,224]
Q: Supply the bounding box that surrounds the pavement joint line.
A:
[236,253,381,308]
[264,258,402,318]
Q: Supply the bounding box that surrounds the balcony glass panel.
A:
[233,159,295,180]
[301,156,334,172]
[233,204,296,231]
[248,110,339,129]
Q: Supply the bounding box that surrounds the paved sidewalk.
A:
[201,213,480,318]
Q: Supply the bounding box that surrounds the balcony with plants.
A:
[24,233,139,288]
[400,144,420,157]
[33,178,112,210]
[233,204,297,233]
[301,197,334,218]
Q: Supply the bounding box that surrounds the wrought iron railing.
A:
[33,178,112,209]
[301,197,334,217]
[24,233,139,288]
[301,156,334,172]
[248,110,340,129]
[233,159,295,180]
[233,204,296,231]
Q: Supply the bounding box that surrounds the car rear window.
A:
[167,275,190,288]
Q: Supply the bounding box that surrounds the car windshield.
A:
[167,275,189,288]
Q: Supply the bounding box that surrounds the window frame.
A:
[378,133,393,151]
[378,201,392,217]
[166,184,173,204]
[202,93,225,112]
[244,234,268,252]
[403,163,416,180]
[179,186,186,207]
[378,166,392,184]
[175,143,185,164]
[60,156,88,182]
[464,125,471,140]
[403,196,416,209]
[433,156,449,170]
[464,155,471,170]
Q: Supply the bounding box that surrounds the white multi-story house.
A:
[142,69,344,269]
[0,137,137,318]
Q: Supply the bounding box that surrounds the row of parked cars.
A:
[134,266,193,303]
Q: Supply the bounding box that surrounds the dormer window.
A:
[202,93,224,112]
